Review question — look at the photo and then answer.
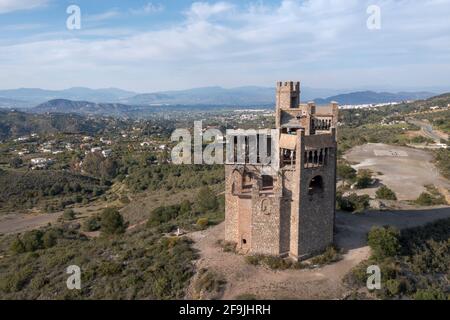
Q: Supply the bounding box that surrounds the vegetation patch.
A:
[125,164,224,193]
[192,268,226,300]
[0,225,197,299]
[146,187,224,233]
[354,169,374,189]
[434,149,450,180]
[0,169,106,213]
[344,219,450,300]
[216,240,237,253]
[375,186,397,201]
[414,185,447,206]
[336,193,370,213]
[310,246,342,266]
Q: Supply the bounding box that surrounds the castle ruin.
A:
[224,81,338,261]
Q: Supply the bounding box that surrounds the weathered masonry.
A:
[225,81,338,260]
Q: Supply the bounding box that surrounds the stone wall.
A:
[250,193,282,255]
[296,145,336,258]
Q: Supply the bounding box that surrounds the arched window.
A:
[242,172,252,190]
[308,176,324,195]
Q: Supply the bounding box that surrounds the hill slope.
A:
[33,99,135,116]
[0,110,111,139]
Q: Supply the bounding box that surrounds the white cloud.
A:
[0,0,48,14]
[84,9,122,23]
[130,2,164,15]
[186,1,234,20]
[0,0,450,91]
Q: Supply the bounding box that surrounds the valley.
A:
[0,93,448,299]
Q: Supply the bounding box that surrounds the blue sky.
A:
[0,0,450,92]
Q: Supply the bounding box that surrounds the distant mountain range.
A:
[314,91,435,105]
[33,99,135,116]
[0,86,439,109]
[0,87,136,106]
[0,86,339,107]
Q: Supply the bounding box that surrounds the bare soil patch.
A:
[186,207,450,300]
[344,143,449,200]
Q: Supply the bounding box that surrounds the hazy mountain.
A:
[0,86,344,107]
[0,87,137,106]
[33,99,136,116]
[314,91,435,105]
[96,87,437,106]
[1,86,438,108]
[407,92,450,108]
[122,86,350,106]
[123,86,271,106]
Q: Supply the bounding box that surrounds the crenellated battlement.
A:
[276,81,300,92]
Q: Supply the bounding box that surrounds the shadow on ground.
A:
[335,206,450,251]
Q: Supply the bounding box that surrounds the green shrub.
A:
[244,255,293,270]
[355,169,373,189]
[22,230,44,252]
[63,209,76,220]
[337,163,356,182]
[98,261,123,276]
[410,136,434,144]
[196,187,218,212]
[196,218,209,230]
[415,192,434,206]
[217,240,236,253]
[434,149,450,179]
[10,237,26,254]
[310,246,341,265]
[42,230,58,248]
[367,226,400,260]
[344,261,371,288]
[147,204,182,227]
[100,208,126,235]
[245,255,260,266]
[0,266,33,293]
[83,215,101,232]
[337,193,370,213]
[193,269,226,297]
[414,185,446,206]
[376,186,397,200]
[385,279,401,297]
[179,200,192,214]
[9,157,23,168]
[414,288,447,300]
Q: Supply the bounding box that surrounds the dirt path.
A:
[407,118,448,142]
[0,202,108,235]
[187,207,450,300]
[0,212,61,234]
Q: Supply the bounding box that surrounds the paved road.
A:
[407,118,447,143]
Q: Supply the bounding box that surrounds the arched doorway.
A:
[308,176,324,195]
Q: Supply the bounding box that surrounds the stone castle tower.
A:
[224,81,338,260]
